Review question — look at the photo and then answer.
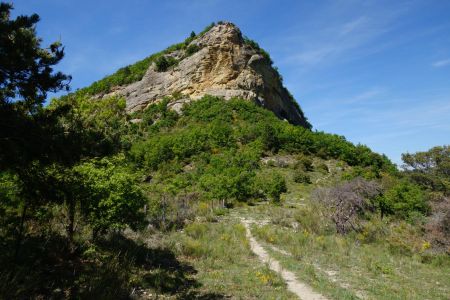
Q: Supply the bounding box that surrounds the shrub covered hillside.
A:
[2,4,448,297]
[47,94,396,229]
[126,95,394,214]
[2,66,448,300]
[0,88,404,297]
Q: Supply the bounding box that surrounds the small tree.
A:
[259,172,287,203]
[0,2,70,167]
[154,56,177,72]
[74,155,146,239]
[0,3,71,258]
[402,145,450,195]
[383,181,429,220]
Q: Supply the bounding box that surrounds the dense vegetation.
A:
[1,4,448,298]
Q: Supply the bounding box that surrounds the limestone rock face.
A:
[104,22,310,127]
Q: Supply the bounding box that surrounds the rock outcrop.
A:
[103,22,310,128]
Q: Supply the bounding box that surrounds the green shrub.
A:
[185,223,208,239]
[294,155,313,171]
[316,163,329,174]
[258,172,287,203]
[383,181,429,220]
[185,44,200,56]
[293,170,311,184]
[243,36,273,65]
[294,206,331,235]
[182,238,206,258]
[74,155,147,235]
[341,166,378,180]
[155,56,178,72]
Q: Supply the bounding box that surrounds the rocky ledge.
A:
[102,22,310,128]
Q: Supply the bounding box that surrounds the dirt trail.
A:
[241,219,328,300]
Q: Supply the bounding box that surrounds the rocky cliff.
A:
[100,22,311,128]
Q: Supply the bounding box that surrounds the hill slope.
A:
[77,22,311,128]
[2,20,449,300]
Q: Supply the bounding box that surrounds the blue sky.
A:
[12,0,450,165]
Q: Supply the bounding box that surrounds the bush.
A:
[74,155,147,237]
[316,163,329,174]
[383,181,429,220]
[293,170,311,184]
[425,194,450,251]
[258,172,287,203]
[294,155,313,171]
[341,166,378,180]
[185,222,208,239]
[185,44,200,56]
[312,178,382,234]
[155,56,178,72]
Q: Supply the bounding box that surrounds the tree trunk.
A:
[92,227,99,241]
[67,200,75,252]
[14,200,28,261]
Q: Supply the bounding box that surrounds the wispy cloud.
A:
[432,58,450,68]
[339,16,369,36]
[342,87,385,104]
[283,16,376,65]
[277,2,414,69]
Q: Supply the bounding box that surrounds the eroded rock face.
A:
[104,22,310,127]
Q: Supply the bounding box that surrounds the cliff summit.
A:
[99,22,311,128]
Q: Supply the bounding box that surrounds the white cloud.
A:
[276,2,414,69]
[432,59,450,68]
[339,16,369,36]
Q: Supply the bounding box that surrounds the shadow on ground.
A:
[0,232,227,299]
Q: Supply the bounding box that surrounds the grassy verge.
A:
[232,160,450,299]
[250,217,450,300]
[164,220,297,299]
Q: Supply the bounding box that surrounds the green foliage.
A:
[278,127,394,174]
[185,44,200,56]
[74,155,146,235]
[199,149,259,202]
[258,172,287,202]
[130,96,394,206]
[155,55,178,72]
[0,3,70,108]
[49,94,130,157]
[341,166,379,180]
[0,172,20,234]
[382,181,429,220]
[316,162,329,174]
[0,3,71,170]
[293,170,311,184]
[402,145,450,195]
[243,36,273,65]
[294,155,314,171]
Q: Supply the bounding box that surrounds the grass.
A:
[138,156,449,299]
[4,155,446,299]
[241,159,450,300]
[164,220,297,299]
[251,222,450,299]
